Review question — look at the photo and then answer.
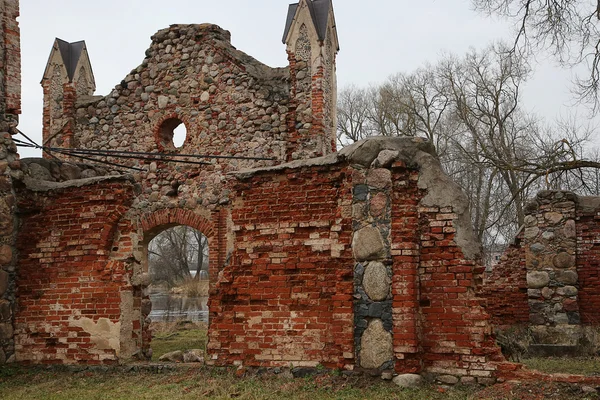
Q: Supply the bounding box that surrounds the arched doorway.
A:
[146,225,209,361]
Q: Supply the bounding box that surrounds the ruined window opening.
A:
[146,225,209,362]
[157,118,188,149]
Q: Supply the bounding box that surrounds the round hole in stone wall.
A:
[157,118,187,149]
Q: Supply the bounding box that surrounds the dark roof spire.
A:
[55,38,86,82]
[283,0,332,44]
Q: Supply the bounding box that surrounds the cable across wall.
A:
[14,130,279,173]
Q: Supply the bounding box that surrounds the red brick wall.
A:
[576,213,600,325]
[481,239,529,327]
[389,169,422,372]
[14,179,136,364]
[209,164,355,368]
[417,205,503,376]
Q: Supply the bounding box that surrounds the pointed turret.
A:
[41,39,95,154]
[283,0,339,160]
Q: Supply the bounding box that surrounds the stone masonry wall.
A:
[485,191,600,345]
[0,0,20,365]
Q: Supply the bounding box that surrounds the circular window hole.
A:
[157,118,187,149]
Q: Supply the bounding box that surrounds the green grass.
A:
[0,367,473,400]
[523,357,600,376]
[151,328,207,361]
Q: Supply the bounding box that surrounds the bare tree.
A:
[148,226,209,287]
[337,42,600,251]
[472,0,600,111]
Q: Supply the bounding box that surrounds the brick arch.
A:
[140,208,215,240]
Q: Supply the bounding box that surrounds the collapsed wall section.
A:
[484,191,600,349]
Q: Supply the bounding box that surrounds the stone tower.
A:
[41,39,95,153]
[283,0,339,160]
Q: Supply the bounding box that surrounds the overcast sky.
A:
[17,0,582,158]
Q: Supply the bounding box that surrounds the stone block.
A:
[556,270,578,285]
[352,226,387,261]
[0,245,12,265]
[553,252,574,269]
[436,375,459,385]
[0,270,8,296]
[362,262,390,301]
[0,322,13,340]
[526,271,550,289]
[0,300,10,321]
[392,374,423,388]
[360,319,392,369]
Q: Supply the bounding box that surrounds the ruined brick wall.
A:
[13,178,137,364]
[209,163,354,369]
[483,192,600,345]
[575,197,600,325]
[0,0,20,365]
[205,138,504,382]
[481,238,529,327]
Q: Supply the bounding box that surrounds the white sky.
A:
[17,0,585,158]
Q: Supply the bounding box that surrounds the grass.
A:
[0,367,473,400]
[150,321,207,361]
[523,357,600,376]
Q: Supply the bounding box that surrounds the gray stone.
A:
[372,150,399,168]
[0,300,11,321]
[557,286,578,297]
[0,322,13,340]
[352,226,387,261]
[524,215,537,227]
[553,252,574,269]
[353,185,369,201]
[158,95,169,109]
[158,350,184,362]
[564,220,576,238]
[524,227,540,240]
[527,271,550,289]
[59,163,82,181]
[553,313,570,324]
[363,262,390,301]
[360,319,393,369]
[436,375,459,385]
[392,374,423,388]
[530,243,545,253]
[28,163,53,181]
[541,231,555,240]
[0,270,7,296]
[381,371,394,380]
[183,349,204,363]
[582,386,597,394]
[556,270,578,285]
[201,91,210,102]
[544,212,563,224]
